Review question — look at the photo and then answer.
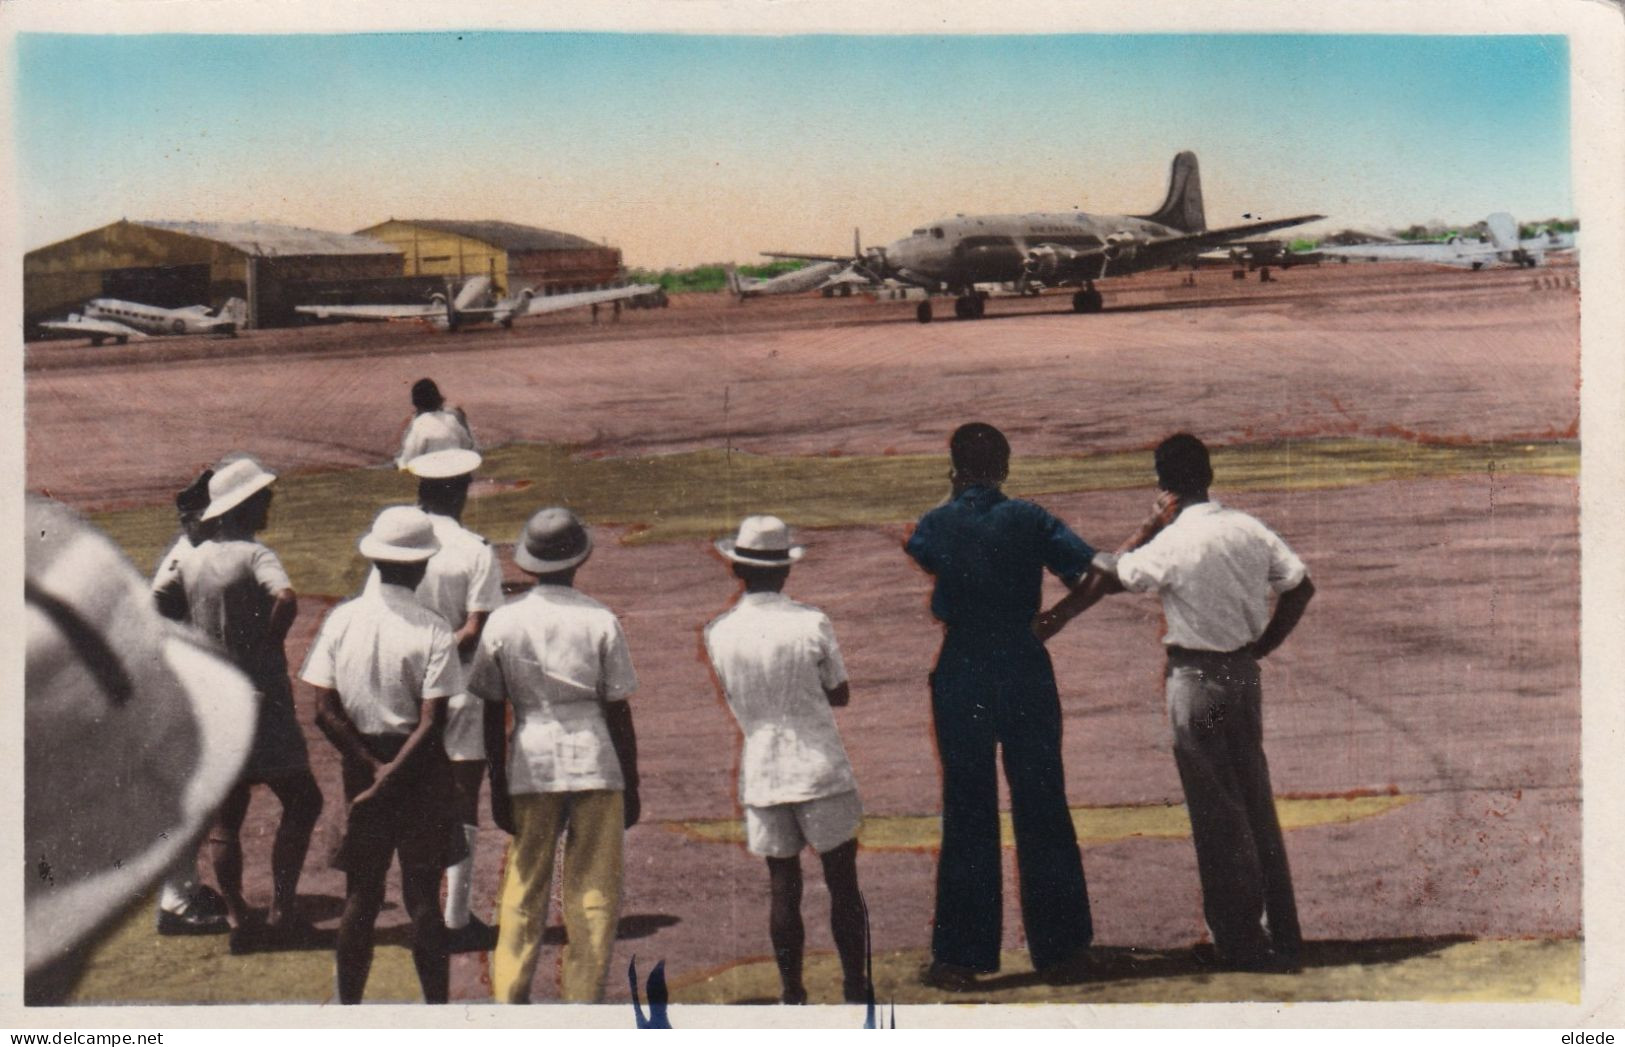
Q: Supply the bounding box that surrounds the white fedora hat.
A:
[405,447,482,480]
[358,505,441,563]
[25,497,257,980]
[513,507,593,573]
[200,455,277,521]
[716,515,805,566]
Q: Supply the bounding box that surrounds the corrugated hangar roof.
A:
[387,219,602,252]
[136,220,399,257]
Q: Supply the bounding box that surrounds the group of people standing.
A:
[138,378,1315,1006]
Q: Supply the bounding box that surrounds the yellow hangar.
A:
[356,219,625,297]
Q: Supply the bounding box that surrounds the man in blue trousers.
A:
[904,422,1098,990]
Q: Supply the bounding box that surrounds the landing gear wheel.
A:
[954,297,972,320]
[916,301,933,324]
[1072,289,1104,313]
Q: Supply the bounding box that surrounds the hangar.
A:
[24,219,403,333]
[355,219,624,297]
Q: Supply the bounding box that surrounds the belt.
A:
[1166,644,1254,660]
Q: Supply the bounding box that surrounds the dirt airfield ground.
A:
[27,260,1582,1009]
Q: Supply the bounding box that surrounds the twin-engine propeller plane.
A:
[764,151,1323,322]
[295,275,659,332]
[41,297,247,346]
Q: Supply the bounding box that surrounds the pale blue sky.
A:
[16,33,1572,267]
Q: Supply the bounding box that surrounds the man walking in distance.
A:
[155,456,322,949]
[469,508,640,1003]
[397,378,476,469]
[903,422,1097,989]
[1039,433,1314,971]
[396,448,505,952]
[150,468,230,936]
[705,516,867,1005]
[302,506,466,1004]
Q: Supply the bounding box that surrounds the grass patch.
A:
[672,938,1580,1005]
[670,794,1417,851]
[91,437,1576,599]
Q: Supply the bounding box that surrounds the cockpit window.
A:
[912,229,927,236]
[931,227,944,239]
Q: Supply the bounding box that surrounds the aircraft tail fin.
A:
[1138,151,1206,233]
[1485,212,1519,252]
[724,266,745,300]
[219,297,248,327]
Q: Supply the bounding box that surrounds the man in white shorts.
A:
[704,515,867,1005]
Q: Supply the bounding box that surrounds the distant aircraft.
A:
[724,258,876,300]
[40,297,246,346]
[1314,213,1571,270]
[763,151,1323,322]
[1196,239,1325,279]
[295,275,659,332]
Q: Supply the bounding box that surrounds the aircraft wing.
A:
[761,251,859,264]
[294,303,444,322]
[1139,215,1325,263]
[522,283,661,317]
[1315,241,1490,265]
[39,316,148,340]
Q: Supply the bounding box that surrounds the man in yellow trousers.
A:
[469,507,641,1003]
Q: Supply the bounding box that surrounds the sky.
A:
[13,31,1573,268]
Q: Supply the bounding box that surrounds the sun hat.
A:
[716,515,805,566]
[358,505,441,563]
[24,497,257,977]
[513,507,593,573]
[200,455,277,521]
[405,448,482,480]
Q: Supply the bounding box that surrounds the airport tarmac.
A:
[28,260,1583,1006]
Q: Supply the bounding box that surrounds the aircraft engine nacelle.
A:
[1104,231,1141,261]
[1023,244,1070,281]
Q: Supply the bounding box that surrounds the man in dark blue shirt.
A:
[904,422,1098,989]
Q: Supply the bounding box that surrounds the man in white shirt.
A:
[302,506,467,1004]
[1039,433,1314,971]
[395,448,506,952]
[397,378,475,469]
[468,507,640,1004]
[155,456,323,949]
[705,516,867,1006]
[150,469,232,936]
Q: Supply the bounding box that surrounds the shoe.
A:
[156,903,229,936]
[186,884,228,918]
[260,913,321,949]
[1038,947,1095,986]
[779,986,809,1005]
[445,916,499,953]
[1195,943,1301,974]
[919,960,981,992]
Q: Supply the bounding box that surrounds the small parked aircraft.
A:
[724,259,877,300]
[295,275,659,332]
[40,297,247,346]
[1314,214,1572,270]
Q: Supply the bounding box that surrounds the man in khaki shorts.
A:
[469,508,641,1003]
[705,515,867,1005]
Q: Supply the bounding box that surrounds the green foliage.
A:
[91,438,1578,599]
[626,259,812,295]
[1288,239,1318,252]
